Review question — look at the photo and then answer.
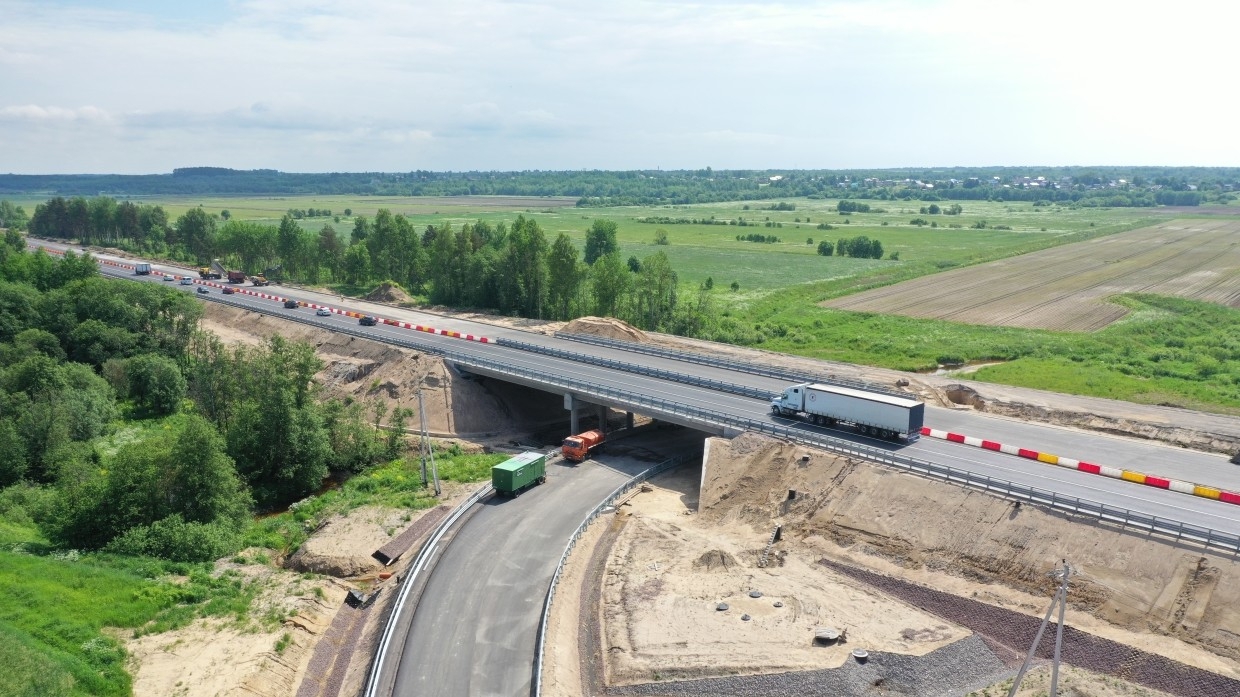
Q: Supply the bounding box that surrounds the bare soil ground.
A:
[969,665,1173,697]
[823,219,1240,330]
[126,557,348,697]
[600,469,969,685]
[200,303,565,435]
[543,433,1240,695]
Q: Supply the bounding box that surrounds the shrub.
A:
[105,515,241,563]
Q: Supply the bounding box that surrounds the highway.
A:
[39,240,1240,539]
[392,432,704,696]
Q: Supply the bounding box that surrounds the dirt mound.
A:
[558,316,648,343]
[284,506,406,578]
[364,281,413,304]
[700,433,1240,672]
[199,303,565,436]
[692,549,737,572]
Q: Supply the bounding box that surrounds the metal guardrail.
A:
[496,337,773,400]
[93,263,1240,557]
[531,454,690,696]
[87,257,1240,693]
[362,484,493,697]
[556,331,912,399]
[450,354,1240,555]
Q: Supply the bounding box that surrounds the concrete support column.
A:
[597,405,607,433]
[625,411,634,430]
[564,393,579,434]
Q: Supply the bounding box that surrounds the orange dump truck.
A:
[562,429,605,462]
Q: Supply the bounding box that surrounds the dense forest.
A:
[0,240,402,565]
[22,198,722,337]
[1,166,1236,206]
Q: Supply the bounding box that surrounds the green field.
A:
[10,193,1157,294]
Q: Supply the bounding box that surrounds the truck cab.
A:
[562,429,604,462]
[771,384,807,416]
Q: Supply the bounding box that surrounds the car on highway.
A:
[180,278,193,285]
[316,308,331,316]
[163,275,175,281]
[358,315,378,326]
[283,299,299,309]
[222,287,236,295]
[197,287,209,294]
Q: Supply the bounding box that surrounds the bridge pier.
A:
[565,393,580,434]
[626,411,634,430]
[597,404,607,433]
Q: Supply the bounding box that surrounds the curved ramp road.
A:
[391,432,704,696]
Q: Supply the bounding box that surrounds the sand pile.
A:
[364,281,413,304]
[285,506,411,578]
[559,316,648,343]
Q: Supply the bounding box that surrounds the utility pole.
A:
[1050,560,1071,697]
[416,389,429,488]
[415,387,441,497]
[1008,560,1071,697]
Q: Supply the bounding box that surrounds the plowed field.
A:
[824,219,1240,331]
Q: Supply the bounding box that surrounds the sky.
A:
[0,0,1235,174]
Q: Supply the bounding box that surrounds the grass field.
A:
[826,218,1240,330]
[0,498,259,697]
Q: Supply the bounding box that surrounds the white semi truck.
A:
[771,382,923,440]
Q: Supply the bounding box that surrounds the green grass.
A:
[0,541,259,697]
[743,294,1240,413]
[244,451,506,555]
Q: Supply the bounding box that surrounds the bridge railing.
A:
[105,262,1240,556]
[452,353,1240,555]
[556,331,910,398]
[532,454,690,696]
[496,336,773,400]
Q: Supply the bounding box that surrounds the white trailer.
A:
[771,382,923,440]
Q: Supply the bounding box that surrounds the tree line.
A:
[0,242,401,562]
[3,166,1235,206]
[25,197,718,335]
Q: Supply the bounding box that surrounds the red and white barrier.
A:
[45,247,495,344]
[920,426,1240,506]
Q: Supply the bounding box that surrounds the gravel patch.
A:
[296,602,372,697]
[607,633,1009,696]
[820,558,1240,697]
[372,505,451,566]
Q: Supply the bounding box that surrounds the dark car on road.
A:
[358,315,378,326]
[222,287,236,294]
[283,299,299,308]
[197,287,209,294]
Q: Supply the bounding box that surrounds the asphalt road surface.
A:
[48,241,1240,537]
[392,431,705,696]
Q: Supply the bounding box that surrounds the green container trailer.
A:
[491,451,547,496]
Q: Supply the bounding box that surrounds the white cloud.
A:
[0,105,112,123]
[0,0,1234,172]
